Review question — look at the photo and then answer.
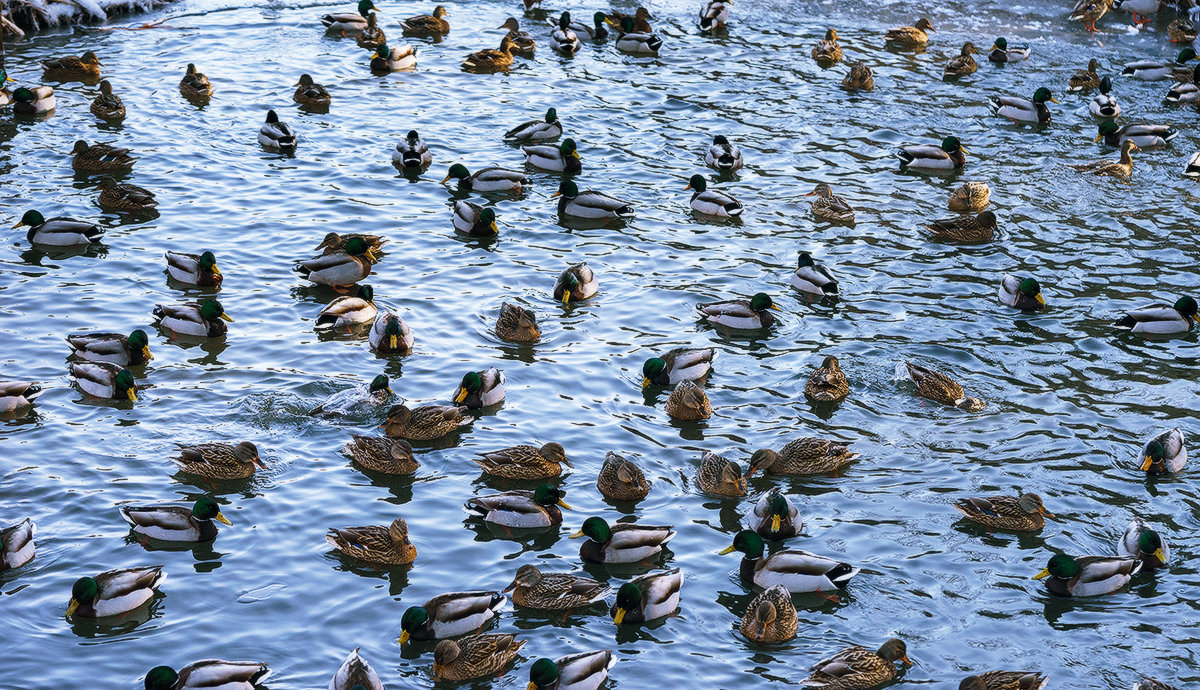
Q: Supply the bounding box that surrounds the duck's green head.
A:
[1099,75,1113,93]
[797,251,814,268]
[561,271,581,293]
[356,284,375,303]
[765,494,790,533]
[343,236,370,257]
[1033,553,1078,580]
[1017,277,1044,304]
[383,316,402,350]
[1174,295,1198,318]
[1096,120,1120,139]
[718,529,765,558]
[685,174,707,192]
[612,582,642,624]
[67,576,99,615]
[398,605,428,644]
[532,483,571,508]
[198,251,219,274]
[14,210,45,228]
[369,374,391,395]
[552,179,579,198]
[358,0,377,16]
[443,163,470,182]
[406,129,420,142]
[559,10,572,28]
[144,666,179,690]
[13,87,35,103]
[544,107,558,123]
[749,292,779,313]
[127,329,152,362]
[199,299,233,323]
[594,11,608,27]
[940,136,965,154]
[642,357,667,387]
[114,369,137,401]
[991,37,1008,50]
[560,138,579,159]
[374,44,389,59]
[620,16,636,32]
[193,496,232,525]
[1178,47,1196,63]
[569,516,611,542]
[528,658,560,688]
[1143,439,1166,471]
[477,207,498,233]
[457,370,483,396]
[0,68,10,83]
[1032,87,1057,104]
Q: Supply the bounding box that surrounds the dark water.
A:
[2,0,1198,687]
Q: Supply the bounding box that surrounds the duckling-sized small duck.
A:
[1123,48,1196,81]
[948,181,990,212]
[1138,427,1187,473]
[1169,16,1198,43]
[504,564,609,610]
[720,530,859,593]
[505,107,561,141]
[1069,58,1101,91]
[309,374,391,416]
[382,403,468,440]
[452,201,498,237]
[988,37,1030,63]
[528,651,616,690]
[1117,517,1170,568]
[474,442,570,479]
[370,311,414,354]
[371,43,417,72]
[803,639,912,688]
[1071,0,1112,32]
[452,367,505,408]
[747,437,859,475]
[1,518,36,572]
[990,87,1057,124]
[153,300,232,338]
[498,17,537,56]
[258,110,297,151]
[41,51,101,80]
[400,5,450,36]
[357,13,386,49]
[696,293,780,330]
[597,451,650,501]
[1165,64,1200,102]
[71,140,135,173]
[842,61,874,90]
[90,80,124,120]
[1033,553,1141,596]
[613,16,663,55]
[523,138,581,172]
[812,29,842,66]
[686,174,742,216]
[463,36,517,71]
[944,42,979,77]
[433,634,525,682]
[145,661,269,690]
[330,648,382,690]
[905,361,985,410]
[999,275,1045,311]
[119,497,231,542]
[953,493,1052,531]
[805,183,854,222]
[399,591,506,643]
[342,435,416,474]
[805,355,849,402]
[66,329,152,367]
[642,347,715,387]
[293,74,331,108]
[98,178,157,213]
[443,163,528,192]
[611,568,681,624]
[0,382,42,415]
[179,63,213,100]
[884,18,934,48]
[321,0,378,33]
[318,232,386,258]
[165,250,221,286]
[924,210,998,244]
[295,237,374,288]
[466,483,571,529]
[750,487,801,540]
[316,285,378,329]
[571,516,675,564]
[897,136,967,170]
[1096,120,1178,147]
[553,179,633,220]
[394,130,431,169]
[174,441,263,479]
[495,302,540,342]
[698,0,730,32]
[666,380,712,420]
[740,585,797,643]
[959,672,1048,690]
[1069,139,1139,180]
[696,451,747,497]
[706,135,743,173]
[554,262,598,306]
[70,362,138,401]
[68,565,164,617]
[1090,76,1121,118]
[551,11,583,54]
[325,517,416,565]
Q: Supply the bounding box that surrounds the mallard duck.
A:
[370,311,414,354]
[791,252,839,298]
[884,18,934,48]
[1,518,36,572]
[666,380,712,420]
[685,174,742,216]
[371,43,417,72]
[1090,76,1121,118]
[452,201,498,236]
[954,493,1052,531]
[642,347,715,388]
[740,585,797,643]
[1116,0,1160,23]
[1186,150,1200,177]
[498,17,537,56]
[551,12,583,54]
[90,80,124,120]
[179,63,213,100]
[67,565,164,617]
[1139,427,1187,473]
[330,648,382,690]
[317,232,386,258]
[309,374,391,416]
[98,178,157,212]
[463,36,517,71]
[1033,553,1142,596]
[990,87,1057,124]
[607,7,654,32]
[567,11,609,39]
[466,484,571,529]
[897,136,967,170]
[325,517,416,565]
[505,107,561,141]
[720,530,858,593]
[71,140,135,172]
[495,302,540,342]
[1165,65,1200,101]
[381,404,469,440]
[164,250,220,286]
[803,639,911,688]
[41,51,101,80]
[295,237,374,287]
[1169,17,1198,43]
[1069,59,1101,91]
[70,362,137,401]
[258,110,297,151]
[554,262,598,306]
[145,660,270,690]
[1069,139,1139,180]
[812,29,842,66]
[705,135,743,173]
[293,74,331,108]
[747,437,859,475]
[750,487,801,540]
[842,62,874,90]
[321,0,378,32]
[1096,120,1177,147]
[1123,49,1196,80]
[924,210,998,244]
[1132,679,1175,690]
[504,564,609,610]
[988,37,1031,63]
[1117,517,1170,568]
[393,130,431,169]
[452,368,505,408]
[571,516,675,563]
[523,138,581,173]
[552,179,632,220]
[1071,0,1112,31]
[944,42,979,77]
[443,163,527,192]
[341,435,417,474]
[696,451,747,497]
[316,285,378,329]
[400,5,450,36]
[805,355,849,402]
[805,183,854,222]
[999,275,1046,311]
[357,12,386,49]
[959,672,1049,690]
[528,651,616,690]
[905,361,985,410]
[398,591,505,643]
[12,86,56,115]
[153,300,232,338]
[119,497,231,542]
[66,329,151,366]
[0,68,12,108]
[474,442,570,479]
[696,293,779,329]
[174,442,263,479]
[0,382,42,414]
[948,181,990,212]
[698,0,730,31]
[611,568,681,624]
[433,634,525,682]
[597,451,650,501]
[1119,298,1197,337]
[613,16,663,55]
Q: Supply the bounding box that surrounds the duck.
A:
[398,591,506,643]
[1139,427,1187,473]
[1122,48,1196,80]
[523,138,581,172]
[0,69,12,108]
[505,107,562,141]
[1090,76,1121,118]
[1115,0,1160,23]
[842,62,874,90]
[988,37,1030,63]
[998,275,1046,311]
[686,174,742,217]
[473,442,570,479]
[1117,297,1197,338]
[98,178,157,212]
[613,16,663,55]
[812,29,842,66]
[554,262,598,306]
[959,672,1049,690]
[948,181,990,212]
[12,86,56,114]
[905,361,985,410]
[1131,679,1175,690]
[293,74,331,108]
[696,293,780,330]
[370,311,414,354]
[791,252,840,298]
[705,135,743,173]
[740,585,797,643]
[803,639,912,688]
[173,441,263,479]
[1069,58,1101,91]
[924,210,998,244]
[164,250,221,286]
[805,183,854,222]
[463,36,517,71]
[696,451,747,497]
[552,179,632,220]
[67,565,164,617]
[466,484,571,529]
[443,163,527,192]
[341,435,417,475]
[611,569,681,624]
[884,18,934,48]
[371,43,417,72]
[433,634,525,682]
[1032,553,1142,596]
[70,362,138,401]
[179,63,213,100]
[400,5,450,36]
[944,42,979,77]
[1165,65,1200,101]
[357,12,386,49]
[607,7,654,32]
[294,237,374,287]
[1,518,36,572]
[503,564,609,610]
[382,404,468,440]
[258,110,297,150]
[1169,16,1198,43]
[666,381,712,420]
[1071,0,1112,31]
[953,493,1053,531]
[309,374,391,416]
[153,300,232,338]
[330,648,382,690]
[452,201,498,236]
[750,487,801,540]
[119,497,231,542]
[498,17,537,56]
[571,516,675,563]
[642,347,715,387]
[805,355,850,402]
[747,437,859,475]
[1187,151,1200,177]
[568,12,610,40]
[71,140,135,172]
[597,451,651,501]
[66,329,152,366]
[551,11,582,54]
[317,232,386,258]
[720,530,859,593]
[1069,139,1139,180]
[40,51,101,80]
[495,302,540,342]
[321,0,378,33]
[452,367,505,408]
[1117,517,1170,568]
[315,285,378,329]
[990,87,1057,124]
[90,80,124,120]
[1096,120,1177,147]
[325,517,415,565]
[0,382,42,415]
[698,0,730,31]
[527,651,616,690]
[897,136,967,170]
[393,130,431,169]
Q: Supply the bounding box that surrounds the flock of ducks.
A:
[0,0,1197,688]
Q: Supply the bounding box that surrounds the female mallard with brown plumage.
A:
[948,181,990,212]
[597,451,650,501]
[571,516,675,564]
[885,18,934,48]
[924,211,998,244]
[473,442,570,479]
[342,435,417,474]
[382,404,469,441]
[463,36,517,72]
[401,5,450,36]
[812,29,842,66]
[1068,139,1139,181]
[960,672,1049,690]
[696,451,746,497]
[1071,0,1112,31]
[317,232,386,258]
[90,80,124,121]
[1068,58,1101,91]
[1169,16,1198,43]
[503,564,609,610]
[433,634,525,682]
[747,437,859,475]
[842,62,874,90]
[356,12,386,49]
[905,361,985,410]
[805,355,849,402]
[325,517,416,565]
[495,302,540,342]
[41,51,101,80]
[72,140,135,173]
[953,493,1053,531]
[293,74,331,108]
[666,380,711,420]
[805,183,855,222]
[944,42,979,77]
[740,585,797,643]
[99,178,157,212]
[498,17,537,55]
[173,442,263,479]
[179,63,213,100]
[803,639,912,688]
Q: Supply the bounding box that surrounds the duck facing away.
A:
[948,181,990,212]
[666,380,711,420]
[791,252,839,298]
[596,451,650,501]
[330,648,382,690]
[179,63,213,100]
[258,110,297,151]
[812,29,843,66]
[805,355,849,402]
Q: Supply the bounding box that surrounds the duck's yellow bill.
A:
[12,220,25,228]
[568,529,584,539]
[717,544,737,555]
[683,183,693,190]
[771,515,781,532]
[1035,293,1046,306]
[959,145,970,154]
[527,683,538,690]
[1094,134,1103,142]
[66,599,80,616]
[389,335,398,350]
[126,388,137,401]
[398,630,410,644]
[440,175,452,183]
[641,376,651,388]
[550,191,562,198]
[216,512,233,526]
[1040,508,1055,518]
[1140,455,1154,471]
[143,347,154,360]
[1049,97,1060,104]
[557,499,572,509]
[1032,568,1050,580]
[1155,548,1168,564]
[901,654,913,666]
[489,222,499,234]
[212,266,222,276]
[612,607,626,625]
[220,313,234,322]
[561,292,571,307]
[769,305,781,311]
[453,387,468,403]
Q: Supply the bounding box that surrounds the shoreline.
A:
[2,0,174,38]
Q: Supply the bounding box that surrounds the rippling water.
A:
[2,0,1199,686]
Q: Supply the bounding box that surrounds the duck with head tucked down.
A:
[330,649,382,690]
[0,383,42,416]
[924,211,998,244]
[698,0,729,32]
[747,437,858,475]
[1117,517,1171,568]
[495,302,540,342]
[597,451,650,501]
[948,181,990,212]
[452,367,505,408]
[666,380,711,420]
[145,661,269,690]
[696,451,747,497]
[750,487,801,540]
[433,634,525,682]
[99,178,157,212]
[309,374,391,417]
[1,518,36,572]
[179,63,213,100]
[842,62,874,90]
[959,672,1048,690]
